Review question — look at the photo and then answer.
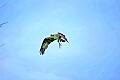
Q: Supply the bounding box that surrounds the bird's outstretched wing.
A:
[39,37,55,55]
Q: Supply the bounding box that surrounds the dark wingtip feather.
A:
[39,48,45,55]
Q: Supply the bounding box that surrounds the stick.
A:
[0,3,7,9]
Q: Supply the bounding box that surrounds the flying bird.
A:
[39,32,69,55]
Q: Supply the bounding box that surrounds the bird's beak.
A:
[65,38,69,43]
[66,40,69,43]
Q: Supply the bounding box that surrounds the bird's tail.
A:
[39,48,45,55]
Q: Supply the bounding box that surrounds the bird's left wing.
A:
[39,36,55,55]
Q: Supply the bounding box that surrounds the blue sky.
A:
[0,0,120,80]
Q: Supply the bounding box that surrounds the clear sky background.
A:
[0,0,120,80]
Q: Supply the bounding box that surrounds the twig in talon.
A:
[59,42,62,48]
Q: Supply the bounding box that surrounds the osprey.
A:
[39,32,69,55]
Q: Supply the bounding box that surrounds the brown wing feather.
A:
[39,37,55,55]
